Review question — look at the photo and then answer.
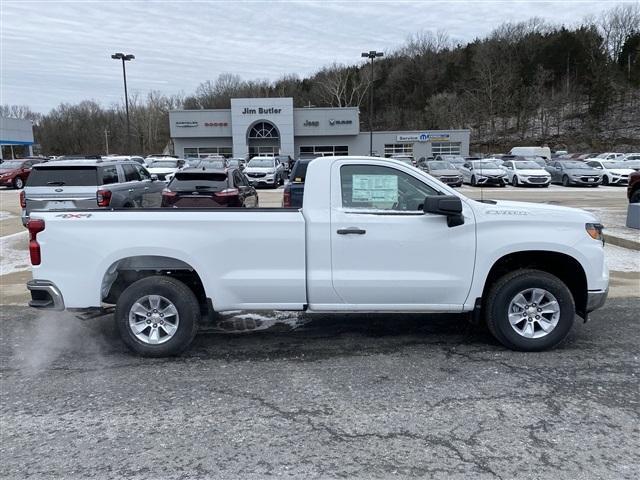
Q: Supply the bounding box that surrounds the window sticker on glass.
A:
[352,175,398,203]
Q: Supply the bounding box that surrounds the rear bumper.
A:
[27,280,65,311]
[586,288,608,313]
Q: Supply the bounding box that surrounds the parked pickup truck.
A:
[25,156,609,356]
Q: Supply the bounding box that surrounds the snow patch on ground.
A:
[214,311,308,333]
[0,210,16,221]
[0,231,30,275]
[605,244,640,272]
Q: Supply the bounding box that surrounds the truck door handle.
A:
[337,227,366,235]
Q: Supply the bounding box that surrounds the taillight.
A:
[161,189,177,207]
[214,188,239,197]
[283,185,291,207]
[97,189,112,207]
[19,190,26,208]
[27,219,45,265]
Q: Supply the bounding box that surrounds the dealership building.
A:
[0,116,34,160]
[169,98,470,160]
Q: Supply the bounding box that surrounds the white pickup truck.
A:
[25,156,608,356]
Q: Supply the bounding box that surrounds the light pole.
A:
[361,50,383,156]
[111,52,135,151]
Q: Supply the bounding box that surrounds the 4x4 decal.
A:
[55,213,93,219]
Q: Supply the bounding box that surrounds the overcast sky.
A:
[1,0,630,113]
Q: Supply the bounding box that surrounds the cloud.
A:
[0,0,624,112]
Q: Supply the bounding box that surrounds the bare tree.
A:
[598,3,640,61]
[314,63,370,107]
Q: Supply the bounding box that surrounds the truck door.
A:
[329,161,476,309]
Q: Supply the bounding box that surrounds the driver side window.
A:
[340,165,438,212]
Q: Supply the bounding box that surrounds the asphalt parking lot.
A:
[1,183,639,479]
[1,299,639,479]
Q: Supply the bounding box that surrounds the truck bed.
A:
[31,208,307,310]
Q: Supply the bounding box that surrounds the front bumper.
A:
[475,176,506,186]
[519,176,550,185]
[27,280,65,311]
[586,288,608,313]
[247,176,276,185]
[608,176,628,185]
[568,177,602,186]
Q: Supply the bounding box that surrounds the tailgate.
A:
[25,186,98,214]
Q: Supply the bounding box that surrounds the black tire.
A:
[630,189,640,203]
[115,276,200,357]
[471,175,477,187]
[562,175,570,187]
[512,176,518,187]
[602,175,609,186]
[13,177,24,189]
[484,269,575,351]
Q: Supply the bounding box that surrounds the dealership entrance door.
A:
[247,121,280,157]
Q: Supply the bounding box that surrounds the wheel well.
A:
[482,251,588,315]
[101,256,207,307]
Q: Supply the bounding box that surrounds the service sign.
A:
[396,133,451,142]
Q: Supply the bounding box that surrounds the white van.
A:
[510,146,552,160]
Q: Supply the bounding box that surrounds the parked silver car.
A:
[459,160,508,186]
[422,160,463,187]
[21,159,164,225]
[545,160,602,187]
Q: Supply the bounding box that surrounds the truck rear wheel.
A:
[115,276,200,357]
[484,269,575,351]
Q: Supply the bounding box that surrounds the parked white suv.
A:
[243,156,286,188]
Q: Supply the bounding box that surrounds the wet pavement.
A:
[1,299,638,479]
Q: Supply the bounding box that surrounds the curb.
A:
[604,233,640,251]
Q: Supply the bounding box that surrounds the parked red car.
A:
[0,158,45,189]
[627,171,640,203]
[161,167,258,208]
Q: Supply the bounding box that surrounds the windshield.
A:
[513,161,541,169]
[0,161,25,169]
[605,162,629,169]
[248,158,275,168]
[170,172,228,190]
[560,161,591,169]
[28,167,97,186]
[192,160,225,169]
[227,159,239,166]
[472,161,499,169]
[148,160,178,168]
[290,161,310,182]
[427,161,453,170]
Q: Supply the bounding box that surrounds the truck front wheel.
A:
[485,269,575,351]
[115,276,200,357]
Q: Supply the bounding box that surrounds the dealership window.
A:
[383,144,414,157]
[299,145,348,157]
[431,142,461,156]
[183,147,232,158]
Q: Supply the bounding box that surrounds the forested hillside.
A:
[4,3,639,155]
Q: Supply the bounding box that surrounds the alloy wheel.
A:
[507,288,560,339]
[128,294,180,345]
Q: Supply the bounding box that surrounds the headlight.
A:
[585,223,604,245]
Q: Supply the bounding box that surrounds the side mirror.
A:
[150,174,158,181]
[423,195,464,227]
